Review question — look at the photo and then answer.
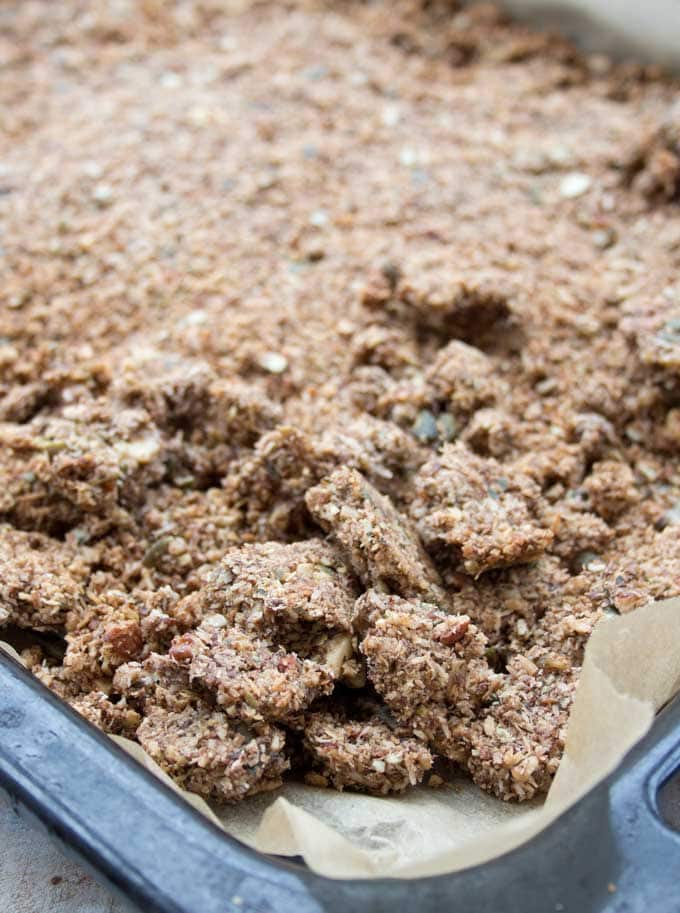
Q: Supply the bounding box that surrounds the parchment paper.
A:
[4,595,680,879]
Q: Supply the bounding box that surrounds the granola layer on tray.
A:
[1,0,680,805]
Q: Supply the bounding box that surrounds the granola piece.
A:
[25,652,92,701]
[514,595,601,666]
[224,418,427,541]
[0,525,89,630]
[356,591,499,762]
[113,652,198,713]
[411,444,553,576]
[425,340,504,419]
[544,502,614,561]
[359,262,401,309]
[394,268,512,341]
[223,426,327,539]
[0,406,165,534]
[568,412,619,460]
[461,408,516,458]
[169,618,334,724]
[135,585,188,652]
[640,312,680,375]
[373,342,504,436]
[114,352,279,486]
[136,705,289,803]
[581,460,640,520]
[374,373,431,430]
[512,442,585,490]
[467,653,577,801]
[112,351,216,430]
[622,292,680,376]
[69,690,141,735]
[306,468,447,605]
[320,415,427,493]
[136,485,241,589]
[446,556,570,647]
[590,526,680,614]
[113,349,281,445]
[344,366,396,415]
[180,538,357,654]
[303,710,432,794]
[350,324,419,374]
[0,381,51,423]
[62,590,143,688]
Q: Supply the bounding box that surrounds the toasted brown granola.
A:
[1,0,679,808]
[169,618,334,724]
[137,706,289,803]
[0,526,89,630]
[302,710,433,794]
[411,444,554,576]
[356,590,500,762]
[306,468,448,605]
[467,654,577,801]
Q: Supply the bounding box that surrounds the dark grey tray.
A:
[1,647,679,913]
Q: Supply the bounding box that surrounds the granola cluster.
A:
[2,0,679,805]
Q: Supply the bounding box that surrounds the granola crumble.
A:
[1,0,679,806]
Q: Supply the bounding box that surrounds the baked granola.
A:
[1,0,679,808]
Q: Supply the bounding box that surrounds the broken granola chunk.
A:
[356,590,499,762]
[223,426,327,540]
[136,705,289,803]
[135,486,242,590]
[446,556,570,647]
[461,408,516,458]
[113,349,281,445]
[365,264,512,342]
[0,526,89,630]
[411,444,553,576]
[319,415,427,499]
[350,324,419,374]
[169,619,334,724]
[0,407,165,534]
[303,710,432,794]
[568,412,619,461]
[581,460,640,520]
[62,590,143,688]
[425,340,504,419]
[623,101,680,203]
[545,502,614,561]
[178,538,358,659]
[306,468,447,605]
[70,690,141,735]
[512,442,585,490]
[113,652,198,713]
[622,293,680,376]
[590,526,680,614]
[467,654,577,801]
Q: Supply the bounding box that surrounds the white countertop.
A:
[0,792,133,913]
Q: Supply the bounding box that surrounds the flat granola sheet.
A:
[8,594,677,879]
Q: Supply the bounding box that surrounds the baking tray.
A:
[1,646,680,912]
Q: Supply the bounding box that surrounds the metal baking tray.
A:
[1,647,680,912]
